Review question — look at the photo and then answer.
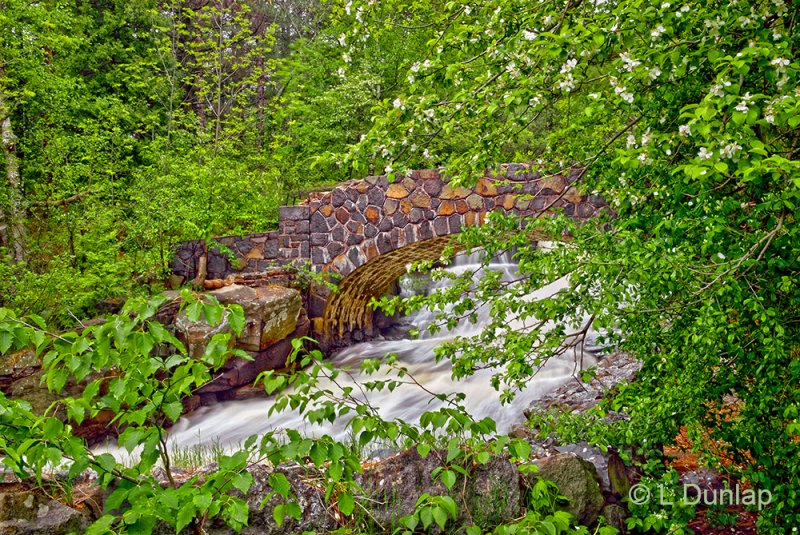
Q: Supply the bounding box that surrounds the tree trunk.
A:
[0,78,27,264]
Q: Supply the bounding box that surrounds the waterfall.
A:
[98,248,606,460]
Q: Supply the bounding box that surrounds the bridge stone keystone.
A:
[405,224,418,244]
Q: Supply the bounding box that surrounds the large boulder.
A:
[526,453,605,526]
[354,448,520,532]
[0,491,91,535]
[174,284,302,360]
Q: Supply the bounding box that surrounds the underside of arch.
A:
[322,235,463,337]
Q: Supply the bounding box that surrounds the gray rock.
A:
[0,493,90,535]
[526,452,605,526]
[554,442,611,492]
[354,448,519,532]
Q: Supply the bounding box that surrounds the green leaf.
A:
[163,402,183,423]
[269,472,291,497]
[229,304,245,336]
[432,507,448,529]
[176,502,196,533]
[338,492,355,516]
[273,504,286,527]
[441,470,456,490]
[417,443,431,458]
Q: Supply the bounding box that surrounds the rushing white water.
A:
[98,249,607,460]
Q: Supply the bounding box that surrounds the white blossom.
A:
[771,57,790,72]
[561,59,578,73]
[698,147,712,160]
[648,67,662,80]
[720,142,742,159]
[679,125,692,137]
[641,129,652,145]
[619,52,641,72]
[558,74,576,92]
[621,92,634,104]
[393,98,402,109]
[651,25,666,39]
[626,133,637,149]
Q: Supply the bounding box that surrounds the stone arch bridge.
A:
[170,165,608,348]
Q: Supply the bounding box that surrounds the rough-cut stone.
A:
[331,189,347,207]
[476,178,497,196]
[385,198,399,215]
[365,206,381,224]
[423,179,443,196]
[368,187,385,206]
[527,453,604,526]
[386,184,409,199]
[310,212,328,233]
[540,176,565,194]
[335,207,350,224]
[201,465,335,535]
[455,200,469,214]
[0,495,91,535]
[175,308,233,360]
[467,194,483,210]
[319,205,333,217]
[278,205,310,221]
[577,204,595,218]
[409,189,431,208]
[399,198,412,214]
[439,201,456,216]
[355,449,519,531]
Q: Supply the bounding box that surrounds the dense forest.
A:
[1,0,799,534]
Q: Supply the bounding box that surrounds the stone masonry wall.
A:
[170,164,609,346]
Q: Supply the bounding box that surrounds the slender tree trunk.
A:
[0,78,27,264]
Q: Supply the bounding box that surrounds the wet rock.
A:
[200,465,335,535]
[526,452,604,527]
[0,492,90,535]
[354,448,519,531]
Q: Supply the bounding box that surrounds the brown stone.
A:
[366,206,381,224]
[540,176,565,194]
[386,184,409,199]
[363,239,379,261]
[245,247,264,260]
[503,195,516,210]
[479,211,488,224]
[476,178,497,196]
[402,176,416,191]
[355,181,371,193]
[439,201,456,216]
[409,189,431,208]
[515,197,531,210]
[440,184,456,200]
[400,198,412,214]
[465,212,478,226]
[335,207,350,224]
[456,200,469,214]
[319,205,333,217]
[564,188,583,203]
[385,198,399,215]
[418,169,437,179]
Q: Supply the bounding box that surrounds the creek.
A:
[151,248,607,455]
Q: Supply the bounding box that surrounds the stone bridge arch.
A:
[303,165,608,345]
[169,164,609,350]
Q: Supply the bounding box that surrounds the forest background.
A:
[0,0,539,323]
